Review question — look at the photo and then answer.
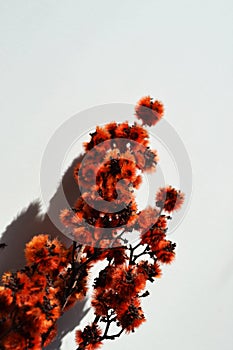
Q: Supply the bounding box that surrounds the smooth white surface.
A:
[0,1,233,350]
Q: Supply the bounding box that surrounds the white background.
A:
[0,1,233,350]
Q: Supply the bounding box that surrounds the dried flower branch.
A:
[0,96,184,350]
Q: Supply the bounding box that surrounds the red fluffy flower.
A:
[75,323,102,350]
[135,96,164,126]
[154,239,176,264]
[117,298,145,332]
[156,186,184,212]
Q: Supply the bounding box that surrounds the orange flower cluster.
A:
[70,97,184,349]
[0,237,59,348]
[60,120,159,248]
[91,261,162,333]
[0,96,185,350]
[0,235,90,349]
[140,215,176,264]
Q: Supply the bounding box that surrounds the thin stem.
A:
[129,244,134,265]
[61,241,78,310]
[132,245,150,263]
[102,328,125,340]
[99,311,122,341]
[102,313,112,339]
[129,241,143,265]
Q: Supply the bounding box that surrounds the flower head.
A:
[24,234,69,273]
[135,96,164,126]
[84,126,111,151]
[154,239,176,264]
[117,298,145,332]
[156,186,184,212]
[76,323,102,350]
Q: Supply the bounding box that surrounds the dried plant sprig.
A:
[0,96,184,350]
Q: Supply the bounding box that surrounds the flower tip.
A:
[135,96,164,127]
[155,186,184,213]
